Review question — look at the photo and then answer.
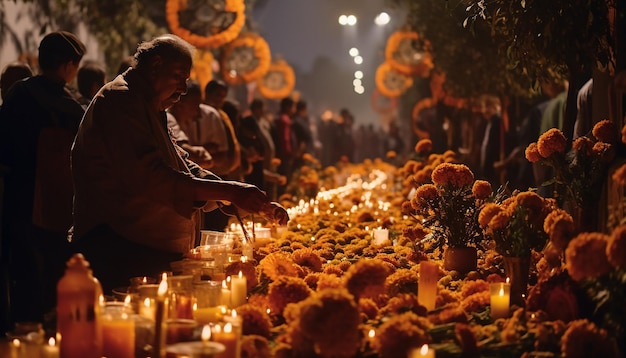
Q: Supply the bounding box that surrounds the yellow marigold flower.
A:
[428,304,467,324]
[612,163,626,186]
[561,319,620,358]
[302,153,315,163]
[443,150,457,161]
[298,289,362,358]
[414,183,439,202]
[607,225,626,270]
[489,211,511,230]
[358,298,379,320]
[525,142,542,163]
[592,119,617,144]
[479,203,502,228]
[549,215,577,251]
[267,276,313,315]
[381,293,425,316]
[572,136,594,156]
[537,128,567,158]
[303,272,321,290]
[460,291,490,313]
[435,289,460,308]
[292,248,324,272]
[371,312,432,358]
[427,153,441,163]
[592,142,615,163]
[385,268,418,297]
[344,259,391,299]
[238,304,273,338]
[565,232,612,281]
[259,252,301,281]
[403,160,420,175]
[472,180,492,200]
[415,139,433,153]
[515,191,544,210]
[431,163,474,188]
[543,209,571,234]
[316,273,343,291]
[460,279,489,299]
[247,293,269,310]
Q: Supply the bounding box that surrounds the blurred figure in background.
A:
[0,61,33,103]
[76,60,106,106]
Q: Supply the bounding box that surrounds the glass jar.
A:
[168,275,194,319]
[101,302,135,358]
[192,281,223,325]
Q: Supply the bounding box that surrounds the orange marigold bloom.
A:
[612,163,626,186]
[292,248,324,272]
[489,211,511,230]
[537,128,567,158]
[550,215,577,251]
[479,203,502,228]
[607,225,626,270]
[385,268,418,297]
[431,163,474,188]
[592,142,615,163]
[460,291,490,313]
[525,142,542,163]
[358,298,379,320]
[515,191,544,210]
[472,180,492,200]
[371,312,432,358]
[271,157,282,167]
[561,319,620,358]
[572,136,594,156]
[403,160,420,175]
[267,276,312,315]
[592,119,617,144]
[237,304,273,338]
[565,232,612,281]
[443,150,457,161]
[415,139,433,153]
[259,252,300,281]
[414,184,439,202]
[344,259,391,299]
[460,279,489,299]
[386,150,397,159]
[543,209,571,234]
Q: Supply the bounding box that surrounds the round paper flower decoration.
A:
[166,0,246,49]
[375,61,413,98]
[220,33,271,85]
[385,30,433,78]
[256,59,296,100]
[370,89,398,115]
[190,49,214,92]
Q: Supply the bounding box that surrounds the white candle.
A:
[418,261,438,311]
[221,280,231,307]
[372,228,389,245]
[409,344,435,358]
[490,282,510,319]
[230,272,247,307]
[154,273,169,358]
[41,337,60,358]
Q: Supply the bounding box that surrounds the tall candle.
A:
[101,312,135,358]
[490,282,511,319]
[153,273,168,358]
[372,228,389,245]
[230,272,247,307]
[418,261,438,311]
[221,280,231,308]
[212,323,239,358]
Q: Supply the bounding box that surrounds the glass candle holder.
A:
[193,281,224,325]
[101,302,135,358]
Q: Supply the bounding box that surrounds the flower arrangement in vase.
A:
[402,162,490,272]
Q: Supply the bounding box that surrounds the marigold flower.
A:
[435,289,460,307]
[403,160,420,175]
[259,252,301,281]
[297,289,362,358]
[371,312,432,358]
[237,304,273,338]
[443,150,457,161]
[428,304,467,324]
[241,335,272,357]
[478,203,502,228]
[537,128,567,158]
[385,269,418,297]
[267,276,313,315]
[402,225,430,241]
[431,163,474,188]
[607,225,626,270]
[414,184,439,202]
[525,142,541,163]
[358,298,379,320]
[592,142,615,163]
[460,279,489,299]
[292,248,324,272]
[225,260,258,292]
[316,273,343,290]
[565,232,611,281]
[572,136,594,156]
[543,209,571,234]
[414,138,432,153]
[344,259,391,299]
[561,319,620,358]
[592,119,617,144]
[489,211,511,230]
[271,157,282,167]
[472,180,492,200]
[460,291,490,313]
[549,215,577,251]
[386,150,397,159]
[612,163,626,186]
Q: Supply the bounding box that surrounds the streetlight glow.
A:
[346,15,357,26]
[354,70,363,79]
[354,85,365,94]
[374,12,390,26]
[349,48,359,57]
[354,55,363,65]
[353,79,362,87]
[338,15,348,25]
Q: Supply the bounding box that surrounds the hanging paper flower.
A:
[385,30,433,78]
[375,62,413,98]
[220,33,271,85]
[190,49,214,92]
[165,0,246,49]
[256,59,296,100]
[370,89,398,115]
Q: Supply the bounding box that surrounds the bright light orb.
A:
[349,47,359,57]
[353,78,362,86]
[354,85,365,94]
[354,70,363,79]
[354,55,363,65]
[347,15,357,26]
[374,12,390,26]
[338,15,348,25]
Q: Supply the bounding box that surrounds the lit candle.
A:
[41,337,60,358]
[230,272,247,307]
[418,261,438,311]
[101,306,135,358]
[212,322,240,358]
[372,228,389,245]
[193,303,225,325]
[490,281,511,319]
[221,280,231,307]
[409,344,435,358]
[11,339,22,358]
[153,273,169,358]
[140,297,155,320]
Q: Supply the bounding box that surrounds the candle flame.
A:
[48,337,55,346]
[56,332,62,344]
[193,302,197,311]
[232,309,237,318]
[222,280,228,289]
[12,339,20,347]
[420,344,429,355]
[238,271,243,279]
[227,276,231,283]
[201,325,211,341]
[144,297,151,308]
[124,295,132,306]
[220,306,227,314]
[499,287,504,297]
[266,308,271,314]
[368,329,375,338]
[241,256,248,263]
[142,276,148,284]
[224,322,233,333]
[157,273,168,297]
[506,277,510,284]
